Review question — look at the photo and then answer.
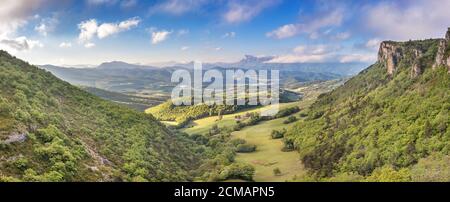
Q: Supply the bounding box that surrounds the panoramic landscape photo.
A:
[0,0,449,183]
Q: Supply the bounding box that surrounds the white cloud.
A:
[34,15,59,36]
[222,32,236,38]
[267,9,344,39]
[97,23,118,39]
[215,47,222,51]
[365,38,381,50]
[266,24,297,39]
[34,23,48,36]
[59,42,72,48]
[78,17,140,46]
[339,54,376,63]
[84,42,95,48]
[118,17,140,29]
[97,17,140,39]
[0,0,45,36]
[78,19,98,43]
[267,54,328,63]
[151,30,172,44]
[223,0,280,24]
[149,0,208,16]
[364,0,450,40]
[266,43,375,63]
[267,44,339,63]
[0,36,43,53]
[0,0,50,54]
[180,46,189,51]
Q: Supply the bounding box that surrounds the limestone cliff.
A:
[433,28,450,73]
[378,42,404,75]
[378,28,450,77]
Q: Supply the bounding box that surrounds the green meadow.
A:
[180,84,330,181]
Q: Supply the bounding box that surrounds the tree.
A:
[218,163,255,181]
[271,129,286,139]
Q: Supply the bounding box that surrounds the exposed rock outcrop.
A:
[379,28,450,77]
[378,41,424,77]
[433,28,450,73]
[433,39,447,69]
[2,133,27,144]
[410,62,422,78]
[378,42,403,75]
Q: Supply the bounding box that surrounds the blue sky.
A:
[0,0,449,66]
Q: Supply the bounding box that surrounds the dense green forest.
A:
[286,38,450,181]
[0,51,201,182]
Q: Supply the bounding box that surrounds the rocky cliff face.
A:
[379,28,450,77]
[378,42,403,75]
[434,28,450,73]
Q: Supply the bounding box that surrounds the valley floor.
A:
[232,115,306,181]
[179,80,340,181]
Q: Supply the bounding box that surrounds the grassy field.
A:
[232,113,306,181]
[181,102,300,135]
[179,79,345,181]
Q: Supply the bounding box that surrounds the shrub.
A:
[247,113,262,126]
[281,139,295,152]
[273,168,282,176]
[13,157,29,171]
[275,106,300,118]
[299,112,308,118]
[283,116,298,124]
[236,144,257,153]
[271,129,286,139]
[209,124,220,136]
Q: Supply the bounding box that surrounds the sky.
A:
[0,0,449,66]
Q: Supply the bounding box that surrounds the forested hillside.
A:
[0,51,199,182]
[286,30,450,181]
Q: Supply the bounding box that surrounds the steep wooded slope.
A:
[286,29,450,180]
[0,51,198,182]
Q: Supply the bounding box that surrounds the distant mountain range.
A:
[165,55,367,76]
[39,55,368,95]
